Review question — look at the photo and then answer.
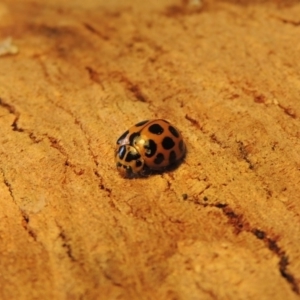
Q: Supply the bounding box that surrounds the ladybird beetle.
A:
[115,119,186,177]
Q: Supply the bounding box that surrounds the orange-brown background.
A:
[0,0,300,299]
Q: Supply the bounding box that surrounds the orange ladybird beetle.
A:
[115,119,186,177]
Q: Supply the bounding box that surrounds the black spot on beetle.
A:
[129,132,140,145]
[179,140,185,152]
[162,137,175,150]
[169,150,177,164]
[116,162,122,167]
[154,153,164,164]
[125,151,141,162]
[144,139,157,157]
[135,120,149,127]
[148,123,164,135]
[116,130,129,144]
[169,126,179,138]
[136,160,142,168]
[118,145,126,159]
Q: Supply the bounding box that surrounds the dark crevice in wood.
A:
[56,223,77,262]
[216,204,299,295]
[21,212,37,241]
[0,98,23,132]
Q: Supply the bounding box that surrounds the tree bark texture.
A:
[0,0,300,299]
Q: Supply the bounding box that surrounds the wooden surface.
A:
[0,0,300,299]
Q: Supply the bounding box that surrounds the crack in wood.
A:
[237,141,254,170]
[56,223,77,262]
[47,135,68,157]
[253,229,299,294]
[209,133,223,147]
[238,82,297,119]
[0,97,23,132]
[85,66,105,90]
[103,270,124,288]
[127,83,148,103]
[1,169,38,240]
[116,72,149,103]
[94,170,112,195]
[107,71,150,103]
[216,204,299,295]
[21,212,37,241]
[185,114,203,131]
[82,22,110,40]
[0,96,98,178]
[47,98,100,168]
[189,197,299,294]
[272,16,300,27]
[0,168,15,202]
[277,103,297,119]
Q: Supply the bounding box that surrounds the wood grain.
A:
[0,0,300,299]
